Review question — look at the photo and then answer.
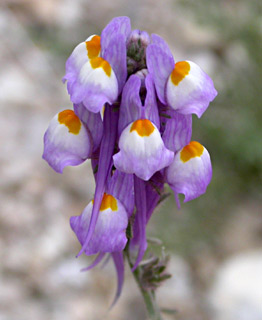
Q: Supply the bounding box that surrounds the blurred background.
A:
[0,0,261,319]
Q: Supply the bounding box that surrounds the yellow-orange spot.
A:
[170,61,190,86]
[90,57,111,77]
[85,35,101,59]
[58,110,81,134]
[92,193,118,211]
[180,141,204,162]
[130,119,155,137]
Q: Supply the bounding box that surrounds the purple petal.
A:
[131,173,164,241]
[118,75,141,135]
[161,111,192,153]
[74,103,103,151]
[143,73,160,129]
[107,170,135,218]
[146,41,174,104]
[103,33,127,94]
[69,62,118,113]
[132,176,147,271]
[110,251,125,308]
[77,105,119,257]
[151,34,173,57]
[101,16,131,55]
[81,252,105,272]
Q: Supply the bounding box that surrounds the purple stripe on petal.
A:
[162,111,192,153]
[151,34,173,58]
[77,105,119,257]
[74,103,103,152]
[132,177,147,271]
[144,73,160,129]
[127,173,164,246]
[103,34,127,94]
[101,16,131,55]
[146,42,174,104]
[107,170,134,218]
[81,252,105,272]
[118,74,141,135]
[110,251,125,308]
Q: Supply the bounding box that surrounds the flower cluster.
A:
[43,16,217,303]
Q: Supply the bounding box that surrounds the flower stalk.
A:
[125,245,163,320]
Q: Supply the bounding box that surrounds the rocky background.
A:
[0,0,262,319]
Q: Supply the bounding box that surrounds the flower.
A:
[63,17,131,113]
[113,72,174,181]
[42,109,92,173]
[70,193,128,255]
[42,105,103,173]
[166,141,212,209]
[146,34,217,117]
[42,16,217,304]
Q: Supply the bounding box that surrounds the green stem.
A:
[125,251,162,320]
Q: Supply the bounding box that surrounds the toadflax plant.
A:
[43,16,217,319]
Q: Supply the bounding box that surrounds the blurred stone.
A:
[55,0,83,28]
[221,205,262,254]
[208,251,262,320]
[157,255,196,316]
[47,258,92,289]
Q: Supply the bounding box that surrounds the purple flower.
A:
[70,193,128,255]
[63,17,131,113]
[42,109,92,173]
[147,34,217,117]
[42,16,217,304]
[113,72,174,181]
[113,118,173,180]
[166,141,212,209]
